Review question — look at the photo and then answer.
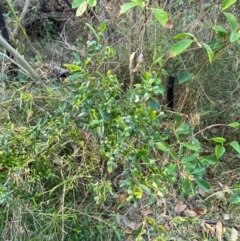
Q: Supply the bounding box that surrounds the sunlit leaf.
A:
[215,145,225,159]
[228,122,240,128]
[230,32,240,42]
[211,137,226,143]
[223,12,237,31]
[120,2,140,15]
[201,42,214,63]
[230,141,240,154]
[222,0,237,11]
[151,8,171,28]
[173,32,195,39]
[87,0,97,7]
[169,39,193,57]
[76,1,88,16]
[72,0,86,8]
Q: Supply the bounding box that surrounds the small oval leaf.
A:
[169,40,193,57]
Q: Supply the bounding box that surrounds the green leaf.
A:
[120,2,140,14]
[211,137,226,143]
[199,155,218,165]
[85,23,100,41]
[148,98,160,110]
[87,0,97,7]
[151,8,170,28]
[133,186,143,199]
[175,122,191,136]
[192,167,206,176]
[155,142,169,152]
[222,0,237,11]
[72,0,86,8]
[169,40,193,57]
[76,1,88,16]
[228,122,240,128]
[181,142,201,152]
[165,163,178,175]
[230,32,240,42]
[195,177,210,192]
[176,71,194,84]
[64,63,81,71]
[138,184,151,194]
[230,191,240,204]
[182,154,197,163]
[99,20,107,32]
[146,217,156,225]
[230,141,240,154]
[213,25,228,34]
[223,12,237,31]
[181,177,195,196]
[201,42,214,63]
[173,32,196,39]
[170,149,178,160]
[215,145,225,159]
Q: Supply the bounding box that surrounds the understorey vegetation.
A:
[0,0,240,240]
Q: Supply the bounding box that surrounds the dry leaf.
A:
[133,53,144,72]
[183,209,197,217]
[205,223,215,234]
[141,207,152,217]
[231,227,238,241]
[119,193,128,202]
[216,221,223,241]
[194,207,207,215]
[128,221,142,230]
[223,213,231,220]
[174,201,187,213]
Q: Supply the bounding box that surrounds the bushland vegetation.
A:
[0,0,239,240]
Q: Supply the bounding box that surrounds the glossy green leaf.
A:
[223,12,237,31]
[201,42,214,63]
[72,0,86,8]
[230,32,240,42]
[155,142,169,152]
[87,0,97,7]
[211,137,226,143]
[213,25,228,34]
[175,122,191,136]
[151,8,170,28]
[228,122,240,128]
[76,1,88,16]
[169,40,193,57]
[181,177,195,196]
[222,0,237,11]
[182,154,197,163]
[173,32,195,39]
[215,145,225,159]
[165,163,178,175]
[192,167,206,176]
[181,142,201,152]
[120,2,140,14]
[195,177,210,192]
[199,155,218,165]
[230,141,240,154]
